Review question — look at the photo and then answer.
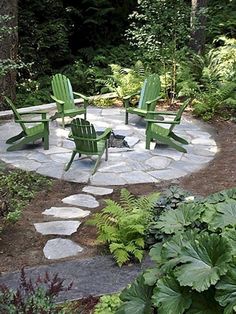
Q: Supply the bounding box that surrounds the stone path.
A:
[0,107,218,185]
[34,186,113,260]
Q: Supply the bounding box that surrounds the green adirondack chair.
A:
[65,118,112,174]
[145,99,191,153]
[51,74,88,128]
[124,74,161,125]
[5,97,49,151]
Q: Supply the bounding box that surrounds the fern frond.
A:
[120,188,137,211]
[112,248,130,267]
[134,238,145,248]
[133,249,144,262]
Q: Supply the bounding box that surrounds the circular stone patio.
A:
[0,107,218,185]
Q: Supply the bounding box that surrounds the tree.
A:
[0,0,18,110]
[190,0,208,54]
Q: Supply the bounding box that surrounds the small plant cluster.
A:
[116,187,236,313]
[88,188,159,267]
[94,294,121,314]
[0,268,72,314]
[0,169,52,227]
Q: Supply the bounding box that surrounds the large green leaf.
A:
[117,275,153,314]
[153,274,192,314]
[155,203,202,234]
[205,188,236,204]
[221,228,236,256]
[186,290,223,314]
[216,268,236,314]
[176,233,232,292]
[208,200,236,230]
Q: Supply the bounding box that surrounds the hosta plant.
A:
[116,187,236,313]
[88,188,159,267]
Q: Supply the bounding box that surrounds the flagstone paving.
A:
[34,221,81,236]
[62,193,99,208]
[43,239,83,260]
[0,106,218,185]
[42,207,90,219]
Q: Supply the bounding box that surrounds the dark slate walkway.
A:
[0,255,153,302]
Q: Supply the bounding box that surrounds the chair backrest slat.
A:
[51,74,75,111]
[4,97,27,133]
[138,74,161,111]
[71,118,98,153]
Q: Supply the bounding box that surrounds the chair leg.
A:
[92,153,103,175]
[145,135,151,149]
[170,132,188,145]
[84,112,87,120]
[43,123,49,150]
[6,131,25,144]
[125,111,128,125]
[65,151,77,171]
[62,115,65,129]
[105,140,108,161]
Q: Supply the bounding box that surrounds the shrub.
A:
[0,268,72,314]
[116,187,236,313]
[94,294,121,314]
[88,188,159,266]
[0,169,52,227]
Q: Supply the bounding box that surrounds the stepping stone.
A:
[34,221,81,235]
[82,186,113,196]
[43,238,83,260]
[42,207,90,219]
[62,194,99,208]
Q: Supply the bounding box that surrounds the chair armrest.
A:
[15,119,49,123]
[123,91,140,100]
[96,128,112,141]
[145,118,179,125]
[73,92,89,101]
[50,95,65,105]
[145,96,162,105]
[19,111,48,115]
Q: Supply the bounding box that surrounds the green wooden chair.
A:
[145,99,191,153]
[124,74,161,125]
[51,73,88,128]
[4,97,49,151]
[65,118,112,174]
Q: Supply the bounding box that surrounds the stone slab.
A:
[82,186,113,196]
[145,156,172,169]
[43,239,83,259]
[90,172,127,186]
[123,136,140,147]
[42,207,90,219]
[148,168,187,180]
[34,221,81,235]
[120,171,157,184]
[0,255,153,302]
[62,194,99,208]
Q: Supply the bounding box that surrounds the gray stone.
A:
[27,152,51,163]
[51,153,73,163]
[62,194,99,208]
[82,186,113,196]
[148,168,187,180]
[40,146,71,155]
[191,138,216,146]
[62,170,90,184]
[145,156,172,169]
[42,207,90,219]
[13,160,41,171]
[99,161,132,173]
[113,129,133,137]
[37,163,64,179]
[124,136,140,147]
[150,147,183,161]
[120,171,157,184]
[90,172,127,186]
[34,221,81,235]
[43,239,83,259]
[182,154,213,164]
[169,160,204,173]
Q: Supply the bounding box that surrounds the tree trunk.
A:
[190,0,207,54]
[0,0,18,110]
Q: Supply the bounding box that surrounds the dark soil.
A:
[0,119,235,275]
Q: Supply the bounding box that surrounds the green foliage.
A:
[146,186,195,245]
[0,268,72,314]
[101,61,145,98]
[116,187,236,313]
[88,188,159,266]
[0,169,52,226]
[94,294,121,314]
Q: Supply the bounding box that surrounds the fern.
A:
[87,188,159,266]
